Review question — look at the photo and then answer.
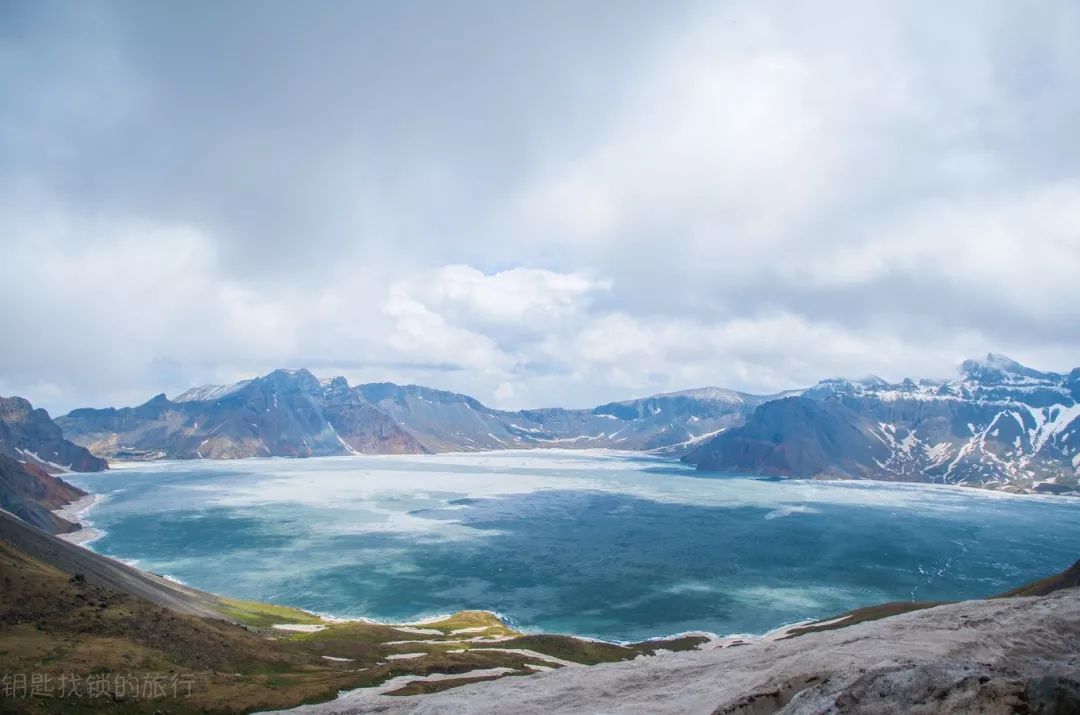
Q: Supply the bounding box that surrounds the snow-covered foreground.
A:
[266,587,1080,714]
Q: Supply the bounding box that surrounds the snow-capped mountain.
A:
[57,372,776,459]
[55,355,1080,492]
[685,354,1080,492]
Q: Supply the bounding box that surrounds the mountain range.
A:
[0,353,1070,525]
[685,354,1080,493]
[55,371,781,459]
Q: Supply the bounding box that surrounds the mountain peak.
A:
[981,353,1024,371]
[174,382,251,403]
[959,353,1050,383]
[651,387,745,404]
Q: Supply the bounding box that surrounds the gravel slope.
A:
[0,507,227,619]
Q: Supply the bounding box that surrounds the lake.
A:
[65,450,1080,642]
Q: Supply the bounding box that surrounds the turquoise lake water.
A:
[65,450,1080,641]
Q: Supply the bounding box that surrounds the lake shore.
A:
[53,493,104,545]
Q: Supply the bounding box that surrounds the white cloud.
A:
[387,265,608,333]
[1,1,1078,413]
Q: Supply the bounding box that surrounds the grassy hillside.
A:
[0,510,699,713]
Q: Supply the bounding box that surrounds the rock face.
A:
[686,354,1080,490]
[57,371,779,459]
[0,396,103,533]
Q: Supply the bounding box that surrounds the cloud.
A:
[0,0,1078,413]
[387,265,608,334]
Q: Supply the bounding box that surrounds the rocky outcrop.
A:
[686,355,1080,491]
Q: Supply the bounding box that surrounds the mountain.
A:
[0,396,105,533]
[355,383,780,453]
[57,371,783,459]
[685,354,1080,491]
[57,369,425,459]
[0,396,107,472]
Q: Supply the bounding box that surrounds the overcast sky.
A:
[2,0,1079,414]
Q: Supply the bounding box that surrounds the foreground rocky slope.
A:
[57,371,775,459]
[0,396,105,533]
[687,354,1080,492]
[277,568,1080,715]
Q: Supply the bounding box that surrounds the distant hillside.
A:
[685,354,1080,492]
[58,372,780,459]
[0,395,105,533]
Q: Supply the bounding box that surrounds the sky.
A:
[2,0,1079,415]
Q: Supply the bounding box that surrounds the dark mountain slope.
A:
[0,396,105,472]
[0,455,84,534]
[686,355,1080,490]
[0,395,104,534]
[687,396,888,478]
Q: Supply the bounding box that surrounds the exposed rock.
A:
[1025,675,1080,715]
[279,583,1080,714]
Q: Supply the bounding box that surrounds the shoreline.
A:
[52,493,105,546]
[101,450,1080,499]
